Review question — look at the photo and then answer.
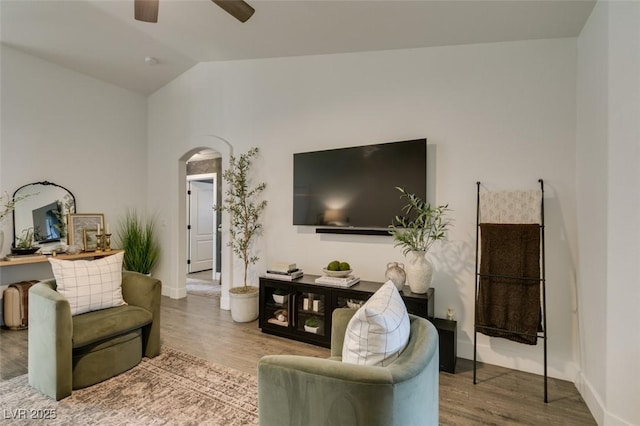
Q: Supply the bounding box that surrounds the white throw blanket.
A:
[479,189,542,224]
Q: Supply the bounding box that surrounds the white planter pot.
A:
[229,287,259,323]
[304,325,320,334]
[405,250,433,294]
[272,294,288,304]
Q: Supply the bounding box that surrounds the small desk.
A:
[0,250,123,267]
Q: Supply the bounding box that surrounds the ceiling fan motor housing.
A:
[134,0,254,24]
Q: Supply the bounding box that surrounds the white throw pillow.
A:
[49,251,126,316]
[342,280,410,366]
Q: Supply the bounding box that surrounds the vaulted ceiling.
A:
[1,0,596,95]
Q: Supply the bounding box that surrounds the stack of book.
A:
[264,262,304,281]
[314,275,360,288]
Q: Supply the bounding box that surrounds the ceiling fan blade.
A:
[212,0,255,23]
[135,0,159,23]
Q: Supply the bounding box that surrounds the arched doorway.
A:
[178,136,233,310]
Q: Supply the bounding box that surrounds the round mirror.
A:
[12,181,76,250]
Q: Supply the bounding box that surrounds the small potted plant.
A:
[388,187,451,294]
[12,228,40,255]
[304,316,321,334]
[272,288,289,304]
[116,209,160,275]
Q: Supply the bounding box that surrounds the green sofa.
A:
[258,308,439,426]
[28,271,161,400]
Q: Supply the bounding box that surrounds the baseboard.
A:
[457,340,579,381]
[575,371,605,425]
[576,366,638,426]
[161,284,187,299]
[220,295,230,311]
[604,411,635,426]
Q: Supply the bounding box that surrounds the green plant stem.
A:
[388,187,451,256]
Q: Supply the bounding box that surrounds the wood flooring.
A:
[1,293,596,425]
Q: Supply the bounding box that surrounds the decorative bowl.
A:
[304,325,320,334]
[10,247,40,255]
[322,268,353,278]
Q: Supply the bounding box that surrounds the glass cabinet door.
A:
[262,282,292,329]
[334,292,370,310]
[296,290,327,337]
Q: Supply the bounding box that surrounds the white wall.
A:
[0,46,148,320]
[605,2,640,425]
[576,2,640,425]
[576,2,609,421]
[148,38,579,380]
[606,3,640,424]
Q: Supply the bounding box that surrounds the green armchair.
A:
[258,308,439,426]
[28,271,161,400]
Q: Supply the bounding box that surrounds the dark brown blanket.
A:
[476,224,541,345]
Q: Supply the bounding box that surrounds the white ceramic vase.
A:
[405,250,433,294]
[229,287,259,322]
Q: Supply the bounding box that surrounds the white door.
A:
[187,178,215,273]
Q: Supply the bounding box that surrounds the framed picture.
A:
[68,213,104,251]
[83,228,100,252]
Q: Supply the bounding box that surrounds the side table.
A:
[432,317,457,373]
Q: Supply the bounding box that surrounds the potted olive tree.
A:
[388,187,451,294]
[217,147,267,322]
[116,209,160,275]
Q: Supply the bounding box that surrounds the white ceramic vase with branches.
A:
[388,187,451,293]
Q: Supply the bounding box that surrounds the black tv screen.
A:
[293,139,427,230]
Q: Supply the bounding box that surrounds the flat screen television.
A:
[293,138,427,234]
[32,201,63,243]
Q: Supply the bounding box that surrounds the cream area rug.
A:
[0,347,258,425]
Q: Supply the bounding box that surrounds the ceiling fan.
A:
[135,0,255,24]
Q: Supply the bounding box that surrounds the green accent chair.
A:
[258,308,439,426]
[28,271,161,400]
